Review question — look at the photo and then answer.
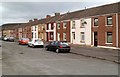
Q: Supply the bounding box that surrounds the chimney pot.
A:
[46,15,51,18]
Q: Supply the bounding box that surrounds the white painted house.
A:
[71,18,91,46]
[46,23,56,41]
[31,25,38,39]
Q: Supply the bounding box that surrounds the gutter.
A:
[116,13,118,48]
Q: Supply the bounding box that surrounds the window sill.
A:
[93,26,98,27]
[105,43,112,44]
[80,26,85,28]
[80,41,85,43]
[105,25,112,26]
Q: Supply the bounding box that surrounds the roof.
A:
[58,2,119,21]
[2,23,26,30]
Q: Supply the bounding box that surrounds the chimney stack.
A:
[34,18,38,21]
[29,20,33,22]
[55,13,60,16]
[46,15,51,18]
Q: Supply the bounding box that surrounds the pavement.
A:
[70,44,119,64]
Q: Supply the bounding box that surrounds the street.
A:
[2,41,118,75]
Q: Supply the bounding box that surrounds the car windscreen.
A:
[60,42,69,46]
[21,38,29,41]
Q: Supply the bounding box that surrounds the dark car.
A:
[45,41,71,53]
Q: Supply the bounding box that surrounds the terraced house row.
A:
[2,2,120,48]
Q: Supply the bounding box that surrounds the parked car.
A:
[3,36,9,41]
[45,41,71,53]
[28,38,44,48]
[18,38,29,45]
[8,37,14,42]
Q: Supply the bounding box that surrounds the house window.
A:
[107,16,112,25]
[107,32,112,43]
[57,23,60,29]
[94,18,98,26]
[80,32,85,42]
[63,22,67,29]
[81,19,85,28]
[47,24,49,30]
[35,26,36,31]
[63,33,66,41]
[72,21,75,29]
[72,32,75,39]
[51,23,54,30]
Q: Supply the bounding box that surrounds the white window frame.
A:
[105,16,113,26]
[80,32,85,43]
[63,22,67,29]
[72,32,75,40]
[106,32,113,44]
[63,33,66,41]
[72,21,75,29]
[57,23,60,29]
[93,18,99,27]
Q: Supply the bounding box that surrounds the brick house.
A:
[46,13,62,42]
[2,23,24,38]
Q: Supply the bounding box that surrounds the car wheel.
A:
[67,50,70,53]
[56,49,59,53]
[28,45,30,47]
[32,44,35,48]
[45,47,48,51]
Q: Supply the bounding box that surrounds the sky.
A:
[0,0,120,25]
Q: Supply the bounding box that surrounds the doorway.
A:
[94,32,98,46]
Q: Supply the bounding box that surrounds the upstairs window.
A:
[51,23,54,30]
[57,23,60,29]
[81,19,87,28]
[107,16,112,25]
[94,18,98,26]
[63,22,67,29]
[72,21,75,29]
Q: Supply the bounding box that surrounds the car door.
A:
[48,41,54,50]
[52,41,58,51]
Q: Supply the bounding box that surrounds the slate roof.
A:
[2,23,26,30]
[58,2,119,21]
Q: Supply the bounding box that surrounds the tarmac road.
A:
[2,41,118,75]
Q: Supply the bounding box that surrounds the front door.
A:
[94,32,98,46]
[46,32,49,42]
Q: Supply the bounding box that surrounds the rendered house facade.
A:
[71,18,91,45]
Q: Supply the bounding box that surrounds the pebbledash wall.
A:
[71,18,91,46]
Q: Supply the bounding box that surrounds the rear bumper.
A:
[20,42,28,45]
[59,48,71,52]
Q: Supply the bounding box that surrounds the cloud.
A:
[0,1,119,25]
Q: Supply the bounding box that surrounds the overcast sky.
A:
[0,0,119,25]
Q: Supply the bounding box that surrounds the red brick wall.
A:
[92,14,116,47]
[56,21,70,42]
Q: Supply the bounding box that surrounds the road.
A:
[2,41,118,75]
